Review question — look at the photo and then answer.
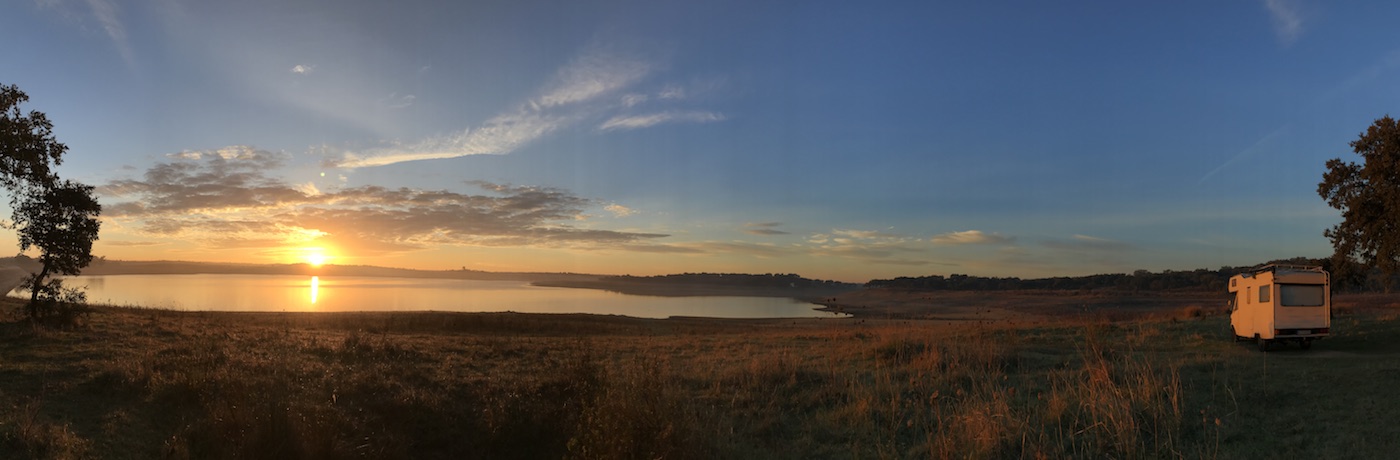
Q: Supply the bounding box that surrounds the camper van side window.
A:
[1258,284,1271,303]
[1280,284,1325,307]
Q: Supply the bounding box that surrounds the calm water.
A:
[33,274,844,319]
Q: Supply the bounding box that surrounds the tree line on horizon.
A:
[605,273,858,289]
[865,257,1400,293]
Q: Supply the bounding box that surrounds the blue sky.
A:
[3,0,1397,282]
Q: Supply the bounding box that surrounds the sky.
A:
[2,0,1398,282]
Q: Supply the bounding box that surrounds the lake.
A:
[31,274,844,319]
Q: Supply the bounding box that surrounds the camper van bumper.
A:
[1274,328,1329,338]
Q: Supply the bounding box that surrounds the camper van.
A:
[1229,265,1330,351]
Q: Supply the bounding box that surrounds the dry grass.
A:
[2,296,1400,458]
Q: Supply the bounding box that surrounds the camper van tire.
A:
[1300,339,1313,350]
[1257,338,1269,352]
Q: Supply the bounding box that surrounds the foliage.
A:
[0,85,65,193]
[15,180,102,276]
[14,180,101,320]
[1,84,100,320]
[1319,115,1400,291]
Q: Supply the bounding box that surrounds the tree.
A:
[0,84,65,194]
[1,84,99,320]
[14,180,101,319]
[1318,115,1400,292]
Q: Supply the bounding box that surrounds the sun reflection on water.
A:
[310,276,319,304]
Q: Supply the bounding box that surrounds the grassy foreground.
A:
[2,297,1399,459]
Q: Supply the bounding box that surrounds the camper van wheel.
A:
[1300,339,1312,350]
[1257,339,1269,352]
[1231,327,1244,342]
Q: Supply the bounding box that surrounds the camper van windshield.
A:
[1280,284,1325,307]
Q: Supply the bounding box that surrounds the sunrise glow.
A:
[304,249,329,267]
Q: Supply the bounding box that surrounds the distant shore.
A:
[75,259,597,283]
[532,278,857,301]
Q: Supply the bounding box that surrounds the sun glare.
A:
[304,248,330,267]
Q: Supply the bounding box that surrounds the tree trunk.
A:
[27,261,49,319]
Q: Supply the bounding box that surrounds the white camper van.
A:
[1229,265,1330,351]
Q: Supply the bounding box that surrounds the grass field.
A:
[2,295,1399,459]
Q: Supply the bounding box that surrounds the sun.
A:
[303,248,330,267]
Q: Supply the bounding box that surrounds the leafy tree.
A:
[1,84,100,320]
[14,180,101,319]
[0,84,65,193]
[1318,115,1400,292]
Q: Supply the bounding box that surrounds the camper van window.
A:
[1258,284,1271,303]
[1280,284,1325,307]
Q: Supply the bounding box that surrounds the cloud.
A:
[658,85,685,100]
[744,222,790,236]
[620,244,707,254]
[102,240,163,247]
[599,111,725,131]
[330,45,727,169]
[535,47,651,108]
[100,147,668,255]
[633,241,791,258]
[290,64,314,75]
[808,228,929,263]
[37,0,134,67]
[1042,234,1133,252]
[621,94,648,107]
[332,47,650,168]
[382,92,416,109]
[1263,0,1303,45]
[604,204,637,217]
[931,230,1014,245]
[85,0,133,66]
[1199,126,1288,184]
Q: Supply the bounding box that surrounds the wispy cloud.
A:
[808,228,930,265]
[38,0,135,67]
[290,64,314,75]
[621,241,791,258]
[621,94,648,107]
[1199,125,1288,183]
[334,110,577,168]
[101,147,668,255]
[744,222,790,236]
[535,48,651,108]
[658,85,685,100]
[333,47,653,168]
[331,45,726,169]
[1263,0,1303,46]
[604,204,637,217]
[1042,234,1133,252]
[931,230,1013,245]
[381,92,416,109]
[600,111,725,131]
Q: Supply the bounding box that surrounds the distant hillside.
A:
[66,258,596,283]
[535,273,861,299]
